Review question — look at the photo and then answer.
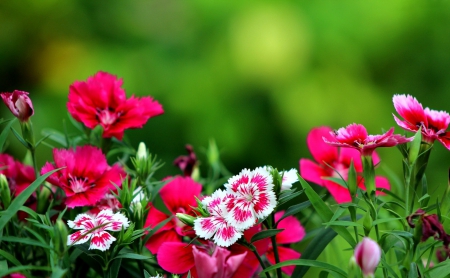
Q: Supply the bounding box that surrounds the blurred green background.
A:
[1,1,450,201]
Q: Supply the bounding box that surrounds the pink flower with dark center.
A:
[0,90,34,122]
[67,209,129,251]
[354,237,381,276]
[224,167,276,230]
[144,176,202,254]
[157,242,247,278]
[0,153,35,196]
[41,145,125,208]
[67,71,164,140]
[194,189,243,247]
[266,211,305,276]
[300,127,391,203]
[393,94,450,149]
[323,124,412,156]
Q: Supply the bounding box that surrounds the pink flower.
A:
[0,90,34,122]
[41,145,125,208]
[300,127,391,203]
[67,71,164,140]
[323,124,412,156]
[157,242,247,278]
[0,153,35,196]
[194,189,243,247]
[224,167,276,230]
[266,211,305,276]
[393,94,450,148]
[67,209,129,251]
[144,176,202,254]
[354,237,381,276]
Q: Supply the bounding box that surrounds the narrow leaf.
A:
[250,229,283,243]
[261,259,347,278]
[277,200,312,224]
[0,118,16,152]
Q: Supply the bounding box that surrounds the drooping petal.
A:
[157,242,195,274]
[89,231,116,251]
[323,179,352,204]
[299,159,328,186]
[307,126,339,165]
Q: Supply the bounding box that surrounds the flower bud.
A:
[354,237,381,277]
[136,142,148,160]
[0,90,34,122]
[0,174,11,209]
[53,218,68,255]
[176,213,196,227]
[363,210,373,236]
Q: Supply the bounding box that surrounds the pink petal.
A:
[145,229,181,254]
[67,213,94,230]
[192,246,219,278]
[306,126,338,165]
[67,230,91,246]
[266,246,300,276]
[323,180,352,203]
[393,94,426,130]
[274,212,305,244]
[159,176,202,214]
[89,231,116,251]
[158,242,195,274]
[299,159,328,186]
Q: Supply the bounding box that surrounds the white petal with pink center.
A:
[224,167,276,230]
[280,168,299,191]
[67,209,129,251]
[194,189,243,247]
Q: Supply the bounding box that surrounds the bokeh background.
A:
[2,0,450,275]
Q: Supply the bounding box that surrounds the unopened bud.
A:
[136,142,147,160]
[54,218,68,254]
[0,174,11,209]
[354,237,381,277]
[176,213,196,227]
[363,211,373,236]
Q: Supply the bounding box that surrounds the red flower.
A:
[300,127,390,203]
[393,94,450,149]
[323,124,412,157]
[41,145,125,208]
[67,71,164,140]
[144,176,202,254]
[0,153,35,196]
[0,90,34,122]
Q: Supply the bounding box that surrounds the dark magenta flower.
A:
[67,71,164,140]
[173,144,198,177]
[323,124,412,156]
[1,90,34,122]
[393,94,450,149]
[300,127,390,203]
[41,145,125,208]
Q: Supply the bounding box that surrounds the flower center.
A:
[330,163,349,181]
[97,108,120,126]
[69,176,90,193]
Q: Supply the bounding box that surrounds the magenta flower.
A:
[300,127,391,203]
[393,94,450,149]
[224,167,276,230]
[41,145,125,208]
[0,153,35,196]
[354,237,381,276]
[144,176,202,254]
[157,242,247,278]
[67,209,129,251]
[323,124,412,156]
[266,211,305,275]
[67,71,164,140]
[0,90,34,122]
[194,189,243,247]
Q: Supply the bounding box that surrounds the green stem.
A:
[252,247,270,278]
[270,214,282,278]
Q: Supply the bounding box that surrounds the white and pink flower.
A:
[194,189,243,247]
[67,209,130,251]
[280,168,299,191]
[224,167,276,230]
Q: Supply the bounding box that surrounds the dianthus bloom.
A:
[0,153,35,196]
[41,145,125,208]
[224,167,276,230]
[67,71,164,140]
[393,94,450,149]
[0,90,34,122]
[67,209,129,251]
[300,127,390,203]
[323,124,412,156]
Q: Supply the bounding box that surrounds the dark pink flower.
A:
[323,124,412,156]
[67,71,164,140]
[354,237,381,276]
[393,94,450,149]
[300,127,391,203]
[266,211,305,276]
[67,209,129,251]
[41,145,125,208]
[144,176,202,254]
[157,242,246,278]
[0,90,34,122]
[0,153,35,196]
[174,145,198,177]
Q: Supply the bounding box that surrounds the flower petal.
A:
[157,242,195,274]
[89,231,116,251]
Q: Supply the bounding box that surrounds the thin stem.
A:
[270,214,282,278]
[252,248,270,278]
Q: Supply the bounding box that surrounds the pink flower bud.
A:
[1,90,34,122]
[354,237,381,276]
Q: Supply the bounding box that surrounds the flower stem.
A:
[252,247,270,278]
[270,214,282,278]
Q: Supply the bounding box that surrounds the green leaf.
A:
[10,127,29,148]
[0,249,22,267]
[292,228,338,277]
[298,175,356,247]
[50,266,68,278]
[322,220,362,228]
[113,253,152,260]
[277,190,303,207]
[0,168,62,231]
[250,229,283,243]
[1,236,51,249]
[0,118,16,152]
[276,200,312,224]
[143,270,151,278]
[107,258,121,278]
[408,128,422,166]
[261,259,347,278]
[321,177,348,188]
[19,205,39,219]
[372,217,402,226]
